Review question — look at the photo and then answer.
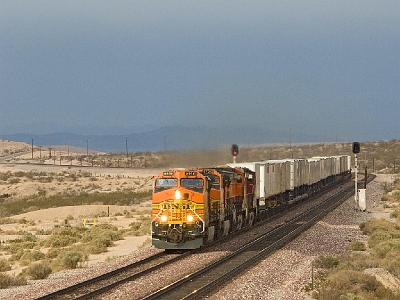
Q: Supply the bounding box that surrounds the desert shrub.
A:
[369,230,400,249]
[360,219,398,236]
[345,252,379,271]
[129,221,142,231]
[81,227,121,244]
[9,248,24,261]
[41,235,78,248]
[58,250,84,269]
[0,273,27,289]
[78,225,122,254]
[390,191,400,202]
[327,269,380,293]
[346,241,367,251]
[314,255,341,269]
[0,258,11,272]
[123,210,132,218]
[390,209,399,219]
[381,194,389,202]
[37,189,47,197]
[0,218,18,225]
[383,182,393,193]
[8,178,20,184]
[84,240,108,254]
[125,221,150,236]
[385,256,400,278]
[98,211,108,217]
[20,231,37,242]
[38,176,53,183]
[105,255,120,262]
[0,171,13,181]
[137,215,151,222]
[378,239,400,255]
[13,171,26,178]
[19,250,45,266]
[26,262,52,280]
[374,241,393,259]
[45,248,60,259]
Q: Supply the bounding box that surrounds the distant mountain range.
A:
[0,125,335,153]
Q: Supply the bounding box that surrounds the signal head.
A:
[352,142,360,154]
[231,144,239,156]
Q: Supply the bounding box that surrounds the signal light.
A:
[231,144,239,156]
[352,142,360,154]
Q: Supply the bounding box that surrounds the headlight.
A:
[160,215,168,222]
[187,215,194,222]
[175,190,181,199]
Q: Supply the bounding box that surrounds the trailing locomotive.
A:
[151,155,351,250]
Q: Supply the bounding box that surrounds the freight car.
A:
[151,155,351,250]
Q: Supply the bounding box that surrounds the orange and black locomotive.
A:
[151,167,256,249]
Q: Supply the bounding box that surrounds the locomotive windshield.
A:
[180,178,204,193]
[154,178,178,193]
[204,174,221,190]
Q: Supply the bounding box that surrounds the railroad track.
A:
[142,177,371,300]
[35,251,184,300]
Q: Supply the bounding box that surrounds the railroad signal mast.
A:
[231,144,239,163]
[352,142,363,210]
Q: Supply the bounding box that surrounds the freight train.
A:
[151,155,351,249]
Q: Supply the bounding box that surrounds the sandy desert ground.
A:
[0,140,164,275]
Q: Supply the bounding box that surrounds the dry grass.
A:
[309,176,400,300]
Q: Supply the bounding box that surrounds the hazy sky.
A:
[1,1,399,142]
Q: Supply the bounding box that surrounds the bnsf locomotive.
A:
[151,155,351,250]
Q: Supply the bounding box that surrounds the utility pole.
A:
[364,166,368,189]
[372,158,375,173]
[67,137,70,157]
[126,137,129,159]
[86,139,89,164]
[31,138,34,159]
[48,137,52,159]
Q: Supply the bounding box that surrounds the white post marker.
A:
[358,188,366,211]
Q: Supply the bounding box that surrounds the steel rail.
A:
[35,251,182,300]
